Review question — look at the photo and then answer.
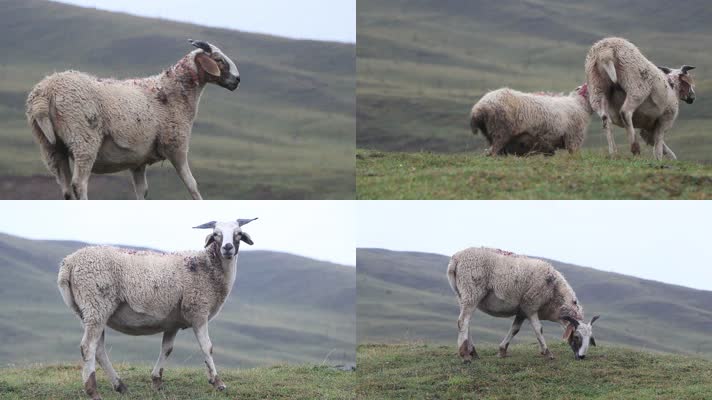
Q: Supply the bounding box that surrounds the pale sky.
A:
[0,201,355,267]
[53,0,356,43]
[357,201,712,291]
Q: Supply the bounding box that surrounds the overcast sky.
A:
[357,201,712,291]
[53,0,356,43]
[0,201,355,267]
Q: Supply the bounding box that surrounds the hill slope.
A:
[357,0,712,161]
[0,363,354,400]
[0,0,355,199]
[357,248,712,358]
[357,343,712,400]
[0,233,356,368]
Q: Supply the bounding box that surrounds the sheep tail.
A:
[597,48,617,83]
[26,91,56,145]
[447,257,460,298]
[57,261,82,320]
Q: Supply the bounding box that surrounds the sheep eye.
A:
[573,300,577,305]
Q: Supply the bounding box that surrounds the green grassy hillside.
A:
[0,233,355,369]
[357,0,712,161]
[0,363,354,400]
[357,343,712,399]
[357,248,712,358]
[0,0,355,199]
[356,149,712,199]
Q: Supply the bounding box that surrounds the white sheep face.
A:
[565,316,600,360]
[197,219,256,260]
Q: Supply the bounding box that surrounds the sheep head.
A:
[189,39,241,91]
[659,65,696,104]
[193,218,257,260]
[562,315,600,360]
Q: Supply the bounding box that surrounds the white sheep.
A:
[585,37,696,160]
[447,247,600,361]
[26,39,240,200]
[470,85,593,156]
[57,218,257,399]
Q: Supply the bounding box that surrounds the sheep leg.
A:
[486,135,509,157]
[170,152,203,200]
[527,315,554,359]
[151,329,178,390]
[662,142,677,160]
[498,315,525,358]
[71,152,97,200]
[80,323,104,400]
[456,301,479,362]
[35,139,74,199]
[619,96,644,155]
[595,96,617,156]
[130,165,149,200]
[95,330,127,394]
[193,322,226,390]
[651,119,675,161]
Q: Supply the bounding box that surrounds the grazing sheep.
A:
[57,218,257,399]
[470,85,593,156]
[585,37,696,160]
[447,247,600,361]
[26,39,240,200]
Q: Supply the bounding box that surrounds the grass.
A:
[356,343,712,400]
[356,149,712,199]
[0,363,355,400]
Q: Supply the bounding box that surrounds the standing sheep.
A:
[26,39,240,200]
[447,247,600,361]
[585,37,696,160]
[57,218,257,400]
[470,85,593,156]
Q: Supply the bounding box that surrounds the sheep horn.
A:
[657,66,672,74]
[188,39,213,54]
[237,218,258,227]
[590,315,600,325]
[193,221,217,229]
[681,65,696,74]
[562,316,580,328]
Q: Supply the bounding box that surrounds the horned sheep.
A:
[26,39,240,200]
[469,85,593,156]
[447,247,600,362]
[57,218,257,400]
[585,37,696,160]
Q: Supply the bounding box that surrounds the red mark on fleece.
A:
[493,248,518,257]
[578,83,588,97]
[173,55,200,86]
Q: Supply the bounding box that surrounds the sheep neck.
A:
[206,242,239,300]
[158,54,208,118]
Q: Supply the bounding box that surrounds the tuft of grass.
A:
[356,343,712,400]
[0,363,355,400]
[356,149,712,199]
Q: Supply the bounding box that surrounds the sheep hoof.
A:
[114,380,128,394]
[542,349,555,360]
[210,376,226,391]
[631,142,641,155]
[151,377,163,391]
[497,349,510,358]
[462,359,472,365]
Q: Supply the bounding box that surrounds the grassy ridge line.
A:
[356,149,712,199]
[356,343,712,400]
[0,363,355,400]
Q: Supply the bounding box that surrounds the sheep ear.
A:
[195,53,220,77]
[562,323,575,341]
[204,233,216,248]
[237,218,258,227]
[590,337,597,347]
[194,221,216,229]
[590,315,600,325]
[658,66,672,74]
[239,232,254,246]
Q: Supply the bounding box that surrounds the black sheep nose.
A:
[579,355,585,360]
[224,242,234,251]
[236,76,241,83]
